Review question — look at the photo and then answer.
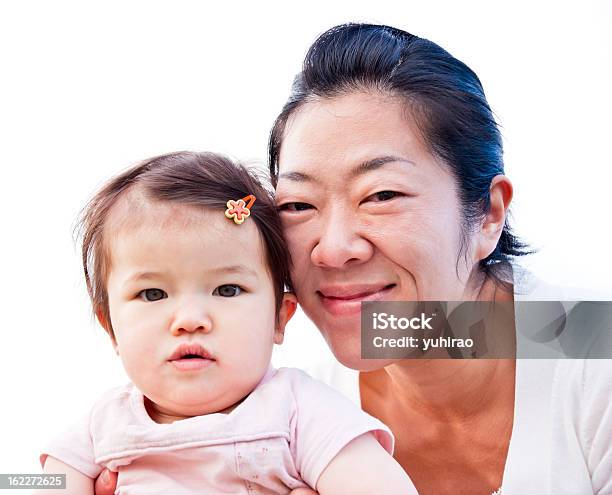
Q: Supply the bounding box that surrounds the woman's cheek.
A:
[285,225,315,278]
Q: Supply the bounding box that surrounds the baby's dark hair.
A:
[77,151,292,339]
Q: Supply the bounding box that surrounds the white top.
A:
[307,359,612,494]
[274,270,612,494]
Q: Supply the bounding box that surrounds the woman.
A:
[97,23,612,495]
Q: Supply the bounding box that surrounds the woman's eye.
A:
[278,202,314,212]
[366,191,400,202]
[138,288,167,301]
[213,284,242,297]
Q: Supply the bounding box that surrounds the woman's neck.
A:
[379,271,517,421]
[380,358,515,422]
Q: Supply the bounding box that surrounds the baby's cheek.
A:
[116,332,158,375]
[119,348,147,379]
[222,338,272,384]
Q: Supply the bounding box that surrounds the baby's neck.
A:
[144,396,244,424]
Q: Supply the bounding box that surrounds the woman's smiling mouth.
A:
[317,283,396,317]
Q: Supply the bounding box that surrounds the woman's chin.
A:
[330,341,398,371]
[345,357,399,372]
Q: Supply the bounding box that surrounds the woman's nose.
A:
[170,300,213,336]
[310,206,373,268]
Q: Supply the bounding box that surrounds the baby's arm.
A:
[316,433,417,495]
[34,456,94,495]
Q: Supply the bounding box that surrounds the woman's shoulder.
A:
[512,264,611,301]
[513,266,612,359]
[549,359,612,493]
[505,358,612,492]
[512,265,570,300]
[552,358,612,414]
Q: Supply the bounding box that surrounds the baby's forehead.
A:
[106,187,210,234]
[104,186,270,272]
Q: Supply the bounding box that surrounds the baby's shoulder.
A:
[264,366,330,394]
[272,366,312,382]
[91,382,133,405]
[262,367,357,411]
[88,383,137,425]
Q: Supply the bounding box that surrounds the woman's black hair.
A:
[269,23,530,282]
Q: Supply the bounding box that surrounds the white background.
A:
[1,0,610,478]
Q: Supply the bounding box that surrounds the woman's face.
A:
[275,91,485,370]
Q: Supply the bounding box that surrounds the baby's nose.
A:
[170,304,213,336]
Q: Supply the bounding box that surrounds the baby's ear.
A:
[96,309,118,353]
[274,293,298,345]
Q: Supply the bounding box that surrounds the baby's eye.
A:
[365,191,401,202]
[213,284,243,297]
[138,288,167,301]
[277,202,314,212]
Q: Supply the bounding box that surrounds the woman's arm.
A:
[316,433,417,495]
[35,456,94,495]
[94,469,117,495]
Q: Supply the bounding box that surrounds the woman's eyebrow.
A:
[349,156,415,178]
[278,171,317,183]
[279,156,415,184]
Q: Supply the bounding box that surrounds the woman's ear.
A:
[476,175,513,260]
[274,293,298,345]
[96,309,118,353]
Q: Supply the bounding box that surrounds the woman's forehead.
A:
[278,91,429,178]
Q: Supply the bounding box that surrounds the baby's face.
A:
[105,200,291,422]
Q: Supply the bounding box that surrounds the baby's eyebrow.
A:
[208,265,259,278]
[125,266,258,281]
[126,271,164,283]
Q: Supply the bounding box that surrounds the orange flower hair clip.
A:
[224,195,256,225]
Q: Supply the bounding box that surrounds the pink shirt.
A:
[41,367,393,494]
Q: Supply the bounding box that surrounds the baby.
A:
[39,152,416,494]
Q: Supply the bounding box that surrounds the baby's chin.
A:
[144,394,244,423]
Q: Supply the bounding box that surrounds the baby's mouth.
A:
[168,343,214,361]
[168,343,215,371]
